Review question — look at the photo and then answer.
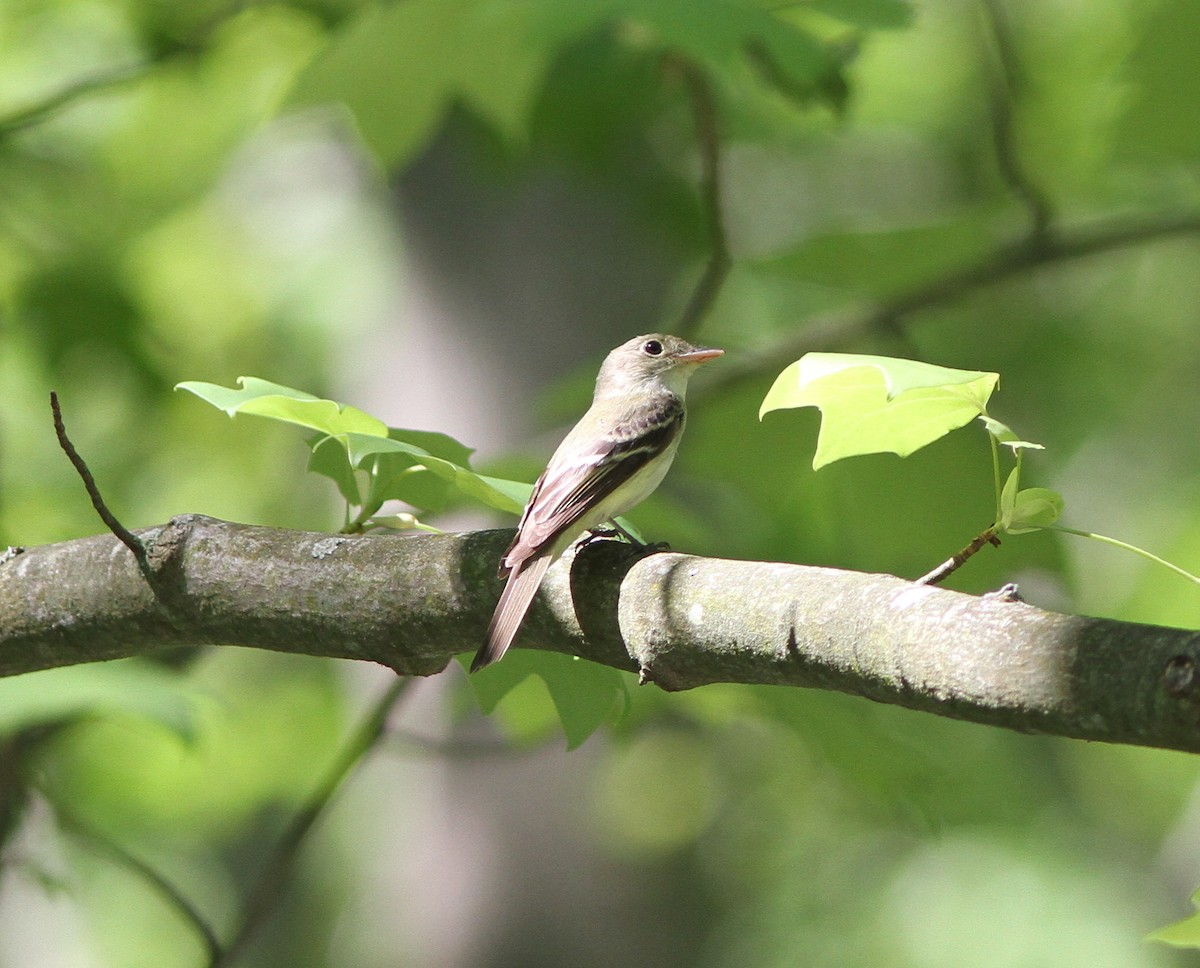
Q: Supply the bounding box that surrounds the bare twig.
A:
[50,392,155,584]
[673,61,732,338]
[916,527,1002,585]
[213,676,412,967]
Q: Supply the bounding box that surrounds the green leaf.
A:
[287,0,845,168]
[979,415,1044,452]
[177,377,388,437]
[342,433,529,514]
[1148,890,1200,948]
[179,377,532,515]
[468,650,628,750]
[308,433,364,506]
[999,468,1064,535]
[0,663,205,740]
[1007,488,1064,534]
[1000,463,1020,519]
[288,0,558,167]
[760,353,999,469]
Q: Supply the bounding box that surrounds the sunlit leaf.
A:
[342,433,528,514]
[760,353,998,469]
[978,415,1044,451]
[177,377,388,437]
[999,466,1064,534]
[179,378,531,515]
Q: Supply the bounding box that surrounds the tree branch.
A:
[672,61,732,339]
[4,516,1200,754]
[702,209,1200,397]
[977,0,1055,239]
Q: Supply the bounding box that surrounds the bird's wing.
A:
[501,394,684,574]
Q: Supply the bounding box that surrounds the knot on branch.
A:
[1163,653,1199,700]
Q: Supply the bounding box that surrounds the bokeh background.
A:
[3,0,1200,965]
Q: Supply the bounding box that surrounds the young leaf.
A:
[979,415,1044,451]
[179,378,531,516]
[308,433,364,506]
[342,433,528,514]
[1000,483,1065,536]
[760,353,999,469]
[177,378,388,437]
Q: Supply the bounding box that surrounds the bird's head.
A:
[595,334,724,399]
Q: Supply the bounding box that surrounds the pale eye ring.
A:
[643,339,664,356]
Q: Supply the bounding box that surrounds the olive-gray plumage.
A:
[471,334,723,671]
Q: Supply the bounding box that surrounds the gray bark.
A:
[3,514,1199,753]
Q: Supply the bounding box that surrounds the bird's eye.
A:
[643,339,664,356]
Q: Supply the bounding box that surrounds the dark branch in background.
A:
[672,61,732,339]
[43,671,413,967]
[5,517,1200,755]
[50,392,155,585]
[213,676,412,968]
[52,800,224,964]
[701,209,1200,399]
[977,0,1055,240]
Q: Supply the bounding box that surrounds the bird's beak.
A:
[676,347,724,364]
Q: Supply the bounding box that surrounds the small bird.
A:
[470,334,723,672]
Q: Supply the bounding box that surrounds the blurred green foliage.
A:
[3,0,1200,966]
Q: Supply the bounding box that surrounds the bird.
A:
[471,333,723,672]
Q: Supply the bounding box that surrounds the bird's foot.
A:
[579,523,670,554]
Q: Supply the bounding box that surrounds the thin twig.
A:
[52,800,224,963]
[917,527,1002,585]
[673,61,732,338]
[213,676,412,968]
[978,0,1054,240]
[50,391,155,584]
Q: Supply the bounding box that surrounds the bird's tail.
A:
[471,555,554,672]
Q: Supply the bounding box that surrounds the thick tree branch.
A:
[3,515,1200,753]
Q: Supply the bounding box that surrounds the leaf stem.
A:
[1049,526,1200,586]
